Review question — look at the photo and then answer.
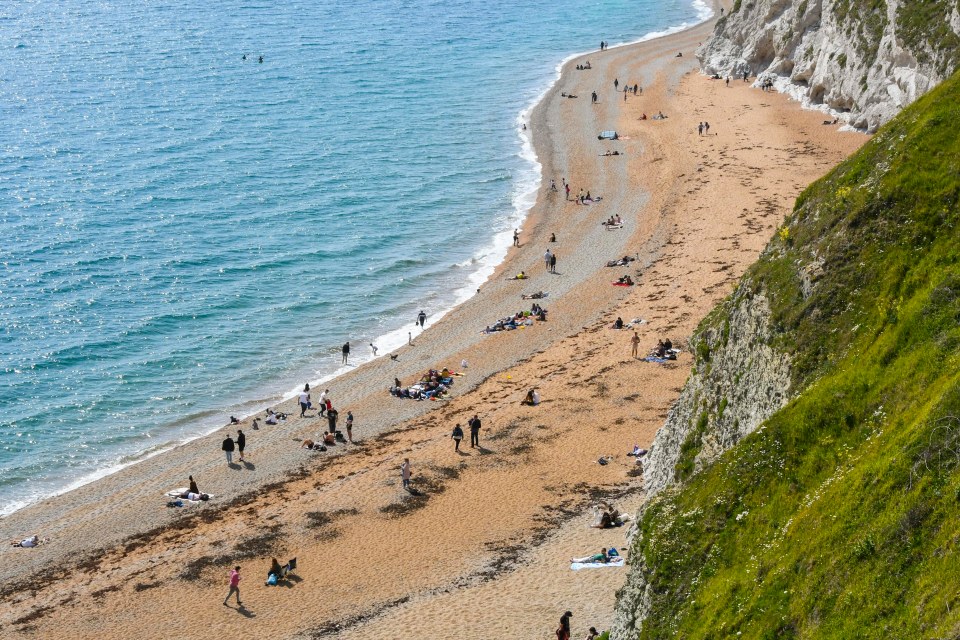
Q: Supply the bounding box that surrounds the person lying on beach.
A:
[11,535,41,548]
[652,111,667,120]
[521,291,547,300]
[571,548,616,563]
[605,255,635,267]
[178,491,210,501]
[560,92,578,98]
[601,150,621,156]
[510,271,527,280]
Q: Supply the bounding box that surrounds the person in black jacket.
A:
[468,415,481,448]
[236,430,246,462]
[222,435,235,465]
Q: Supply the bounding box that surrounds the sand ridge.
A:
[0,3,867,638]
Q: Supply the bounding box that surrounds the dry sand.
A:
[0,3,866,638]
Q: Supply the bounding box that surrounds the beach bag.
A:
[267,574,278,586]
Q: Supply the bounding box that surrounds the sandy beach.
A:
[0,2,866,637]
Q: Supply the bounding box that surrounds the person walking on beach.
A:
[591,91,597,103]
[299,383,311,417]
[613,78,618,90]
[223,566,242,606]
[557,611,573,640]
[401,458,411,490]
[565,182,570,200]
[544,249,553,270]
[469,414,481,448]
[451,423,464,451]
[631,331,641,358]
[342,341,350,364]
[346,411,354,443]
[704,121,711,135]
[550,252,557,274]
[318,389,329,417]
[237,429,246,462]
[417,310,427,328]
[222,434,235,465]
[513,229,520,246]
[634,83,638,95]
[698,122,703,136]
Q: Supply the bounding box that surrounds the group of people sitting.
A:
[264,408,289,425]
[651,338,678,359]
[615,274,635,286]
[390,368,458,400]
[605,255,635,267]
[265,557,296,586]
[575,61,592,70]
[483,304,548,333]
[602,215,623,227]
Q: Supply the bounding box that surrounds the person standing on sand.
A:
[544,249,553,270]
[346,411,354,443]
[451,423,464,451]
[401,458,411,490]
[318,389,329,417]
[557,611,573,640]
[223,566,242,606]
[565,182,570,200]
[417,310,427,328]
[631,331,641,358]
[299,383,311,417]
[513,229,520,246]
[327,407,339,434]
[591,91,597,103]
[698,122,703,136]
[613,78,618,90]
[469,415,481,448]
[237,429,246,462]
[550,252,557,274]
[222,434,235,465]
[704,121,710,135]
[342,341,350,364]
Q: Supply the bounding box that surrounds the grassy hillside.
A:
[629,70,960,638]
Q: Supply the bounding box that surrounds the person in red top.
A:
[223,566,242,606]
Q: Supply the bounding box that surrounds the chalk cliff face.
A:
[698,0,960,131]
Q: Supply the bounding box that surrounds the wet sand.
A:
[0,3,867,637]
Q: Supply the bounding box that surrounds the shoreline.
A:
[0,0,716,520]
[0,0,872,636]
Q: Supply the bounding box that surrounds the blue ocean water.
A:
[0,0,709,514]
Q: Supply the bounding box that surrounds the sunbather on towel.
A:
[572,548,611,564]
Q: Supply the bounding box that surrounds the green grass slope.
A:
[630,70,960,638]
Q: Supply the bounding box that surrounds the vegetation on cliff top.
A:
[628,69,960,638]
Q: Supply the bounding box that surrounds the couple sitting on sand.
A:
[522,388,541,406]
[615,275,634,286]
[602,215,622,227]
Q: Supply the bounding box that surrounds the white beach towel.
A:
[570,557,625,571]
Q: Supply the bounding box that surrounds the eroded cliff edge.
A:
[698,0,960,131]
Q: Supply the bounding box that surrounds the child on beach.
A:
[401,458,411,490]
[223,566,242,606]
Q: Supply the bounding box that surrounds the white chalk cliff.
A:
[698,0,960,131]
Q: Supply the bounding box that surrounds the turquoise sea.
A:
[0,0,709,515]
